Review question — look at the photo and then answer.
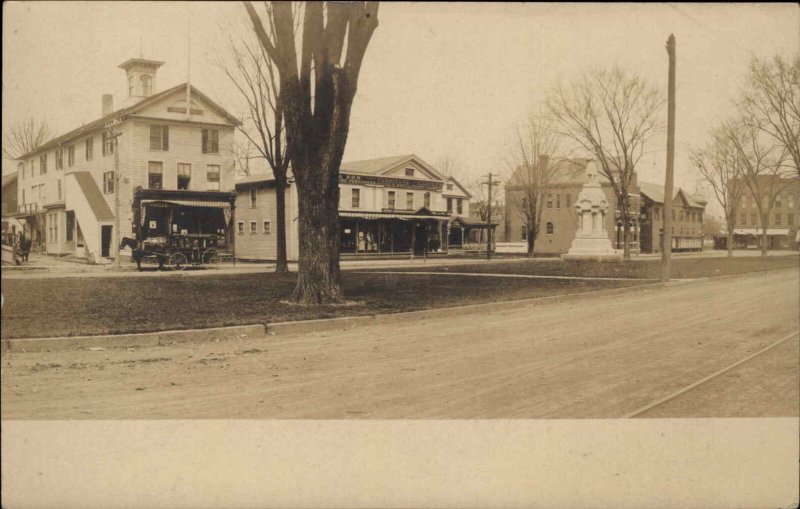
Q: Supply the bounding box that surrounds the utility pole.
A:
[662,34,676,282]
[106,121,122,268]
[482,173,500,260]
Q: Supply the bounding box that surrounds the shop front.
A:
[340,209,449,256]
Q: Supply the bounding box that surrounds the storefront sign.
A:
[340,173,442,192]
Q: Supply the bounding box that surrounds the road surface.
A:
[2,268,797,419]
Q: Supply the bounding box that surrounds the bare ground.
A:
[2,268,797,419]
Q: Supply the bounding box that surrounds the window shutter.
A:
[163,126,169,151]
[202,130,207,153]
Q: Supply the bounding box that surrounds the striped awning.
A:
[339,211,448,220]
[141,199,231,208]
[733,228,790,236]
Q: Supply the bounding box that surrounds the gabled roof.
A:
[19,83,241,160]
[443,176,472,199]
[340,154,446,181]
[506,158,592,189]
[639,182,707,209]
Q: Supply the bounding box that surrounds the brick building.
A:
[504,159,707,254]
[729,175,800,249]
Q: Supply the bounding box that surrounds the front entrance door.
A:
[413,222,428,255]
[101,225,112,258]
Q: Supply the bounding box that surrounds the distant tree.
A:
[467,176,503,245]
[691,120,748,258]
[3,118,50,160]
[723,117,792,256]
[548,66,664,260]
[505,107,566,256]
[244,1,379,303]
[701,215,725,236]
[740,55,800,178]
[224,31,292,272]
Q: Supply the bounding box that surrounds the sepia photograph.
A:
[1,1,799,507]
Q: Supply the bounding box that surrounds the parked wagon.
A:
[126,188,236,271]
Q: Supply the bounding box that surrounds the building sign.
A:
[340,173,442,192]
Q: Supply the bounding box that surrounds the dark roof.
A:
[72,172,114,221]
[19,83,241,160]
[340,154,417,175]
[2,173,18,189]
[451,216,497,228]
[639,182,707,208]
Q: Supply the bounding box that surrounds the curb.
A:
[2,268,791,353]
[1,324,266,354]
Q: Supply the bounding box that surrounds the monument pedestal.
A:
[561,160,622,262]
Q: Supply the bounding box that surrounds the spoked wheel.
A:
[201,248,219,267]
[167,252,188,271]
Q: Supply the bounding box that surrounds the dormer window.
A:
[141,75,152,96]
[405,168,415,177]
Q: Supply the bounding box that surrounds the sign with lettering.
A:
[340,173,442,192]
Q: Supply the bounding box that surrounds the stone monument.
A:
[561,160,622,261]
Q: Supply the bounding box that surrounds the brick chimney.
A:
[102,94,114,116]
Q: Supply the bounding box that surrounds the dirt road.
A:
[2,269,797,419]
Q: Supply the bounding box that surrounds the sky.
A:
[3,2,799,213]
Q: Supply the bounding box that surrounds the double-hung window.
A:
[423,192,431,208]
[249,188,257,208]
[202,129,219,153]
[55,148,64,170]
[85,137,94,161]
[351,188,360,208]
[177,163,192,190]
[150,125,169,151]
[102,132,115,156]
[387,191,396,209]
[148,162,164,189]
[207,165,221,191]
[40,154,48,174]
[406,192,414,210]
[68,145,75,167]
[103,171,115,194]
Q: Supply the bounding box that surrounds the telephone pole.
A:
[482,173,500,260]
[105,121,122,268]
[662,34,676,281]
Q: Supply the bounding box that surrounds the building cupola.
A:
[118,58,164,103]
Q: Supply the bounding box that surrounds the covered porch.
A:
[340,209,450,257]
[448,217,497,252]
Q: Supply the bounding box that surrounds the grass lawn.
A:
[1,255,795,339]
[1,272,643,339]
[364,254,799,279]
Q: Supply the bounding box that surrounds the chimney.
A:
[102,94,114,116]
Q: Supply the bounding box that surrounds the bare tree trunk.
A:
[274,178,289,273]
[292,172,343,304]
[760,214,769,257]
[527,225,535,257]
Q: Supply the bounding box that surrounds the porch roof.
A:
[340,209,449,221]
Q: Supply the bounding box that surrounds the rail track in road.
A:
[624,330,799,418]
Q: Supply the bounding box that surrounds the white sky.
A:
[3,2,799,211]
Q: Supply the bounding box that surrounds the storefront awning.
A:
[340,211,448,220]
[141,199,231,208]
[733,228,790,236]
